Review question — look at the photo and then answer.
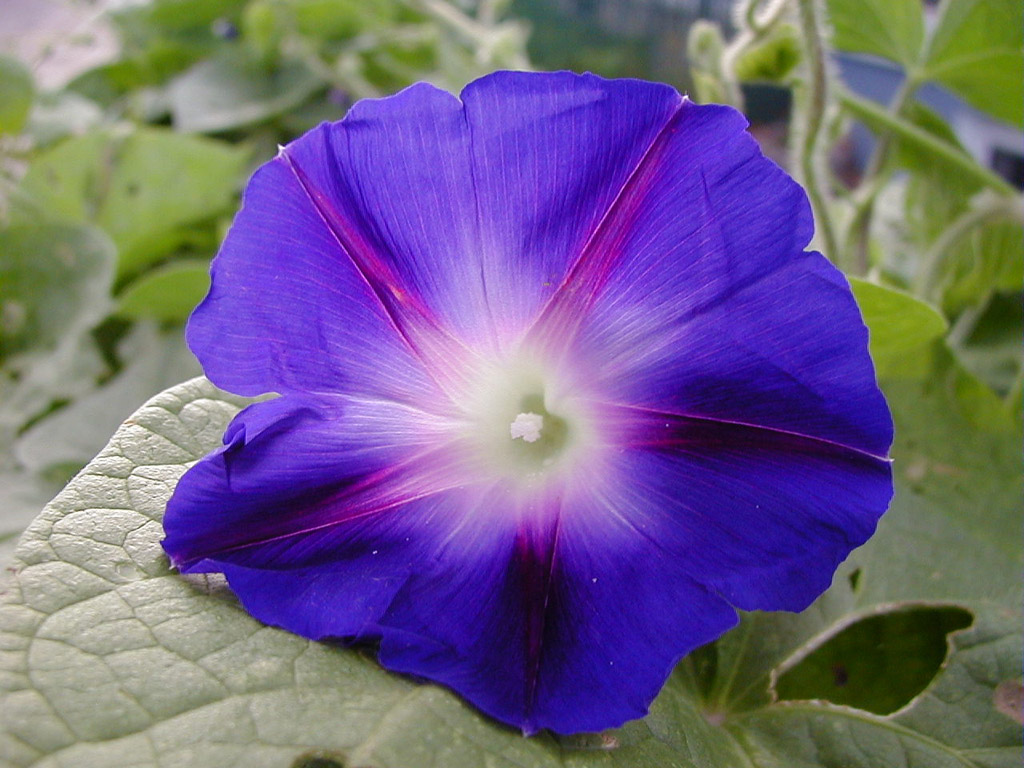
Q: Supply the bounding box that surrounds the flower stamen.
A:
[511,412,544,443]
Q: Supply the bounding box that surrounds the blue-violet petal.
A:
[163,70,894,736]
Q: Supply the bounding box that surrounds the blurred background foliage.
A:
[0,0,1021,571]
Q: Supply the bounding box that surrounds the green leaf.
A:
[939,218,1024,315]
[1,372,1019,766]
[18,128,249,278]
[67,0,249,102]
[0,470,58,568]
[15,323,200,478]
[857,347,1022,606]
[0,224,114,463]
[117,0,247,34]
[116,259,211,321]
[950,292,1023,396]
[732,24,803,84]
[825,0,924,67]
[287,0,398,40]
[850,99,1020,314]
[0,224,114,361]
[774,605,973,714]
[25,91,104,148]
[0,55,33,135]
[922,0,1024,127]
[167,53,324,134]
[733,609,1020,768]
[849,278,948,378]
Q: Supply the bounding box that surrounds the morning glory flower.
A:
[162,71,893,735]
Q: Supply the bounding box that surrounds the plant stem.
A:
[840,91,1018,197]
[794,0,840,265]
[843,75,920,275]
[743,0,790,34]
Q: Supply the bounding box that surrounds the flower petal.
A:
[374,483,737,735]
[214,492,471,642]
[529,101,891,457]
[524,501,738,734]
[166,72,897,737]
[193,72,692,396]
[590,405,893,611]
[457,71,683,345]
[188,138,454,403]
[162,395,468,574]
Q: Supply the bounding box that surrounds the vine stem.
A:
[744,0,790,34]
[719,0,790,108]
[839,91,1017,197]
[843,76,919,274]
[794,0,840,265]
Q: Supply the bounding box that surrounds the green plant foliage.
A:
[950,293,1023,396]
[0,223,116,511]
[774,605,973,714]
[0,224,114,364]
[866,348,1021,605]
[167,53,324,133]
[0,56,33,136]
[825,0,923,67]
[116,259,211,322]
[14,324,200,479]
[17,128,249,278]
[828,0,1023,129]
[733,24,803,83]
[922,0,1024,128]
[849,278,948,378]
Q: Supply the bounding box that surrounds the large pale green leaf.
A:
[17,128,249,277]
[922,0,1024,127]
[1,371,1018,767]
[825,0,924,67]
[0,470,57,568]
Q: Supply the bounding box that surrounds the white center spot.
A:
[510,412,544,443]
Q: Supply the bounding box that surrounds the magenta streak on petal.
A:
[514,510,562,731]
[174,442,476,571]
[600,401,892,464]
[522,101,683,351]
[278,147,481,399]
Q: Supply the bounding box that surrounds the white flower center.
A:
[510,412,544,443]
[455,349,599,484]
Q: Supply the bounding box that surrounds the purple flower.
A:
[162,71,893,735]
